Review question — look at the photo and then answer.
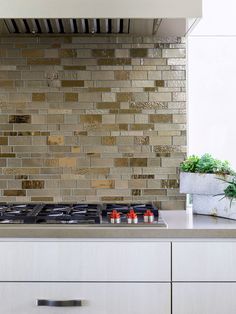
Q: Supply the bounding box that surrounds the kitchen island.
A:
[0,209,236,314]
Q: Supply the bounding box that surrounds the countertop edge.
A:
[0,228,236,238]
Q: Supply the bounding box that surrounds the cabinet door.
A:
[0,241,170,281]
[0,282,171,314]
[172,242,236,281]
[173,283,236,314]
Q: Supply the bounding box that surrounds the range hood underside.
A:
[0,18,191,36]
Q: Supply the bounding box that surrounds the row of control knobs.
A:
[110,209,154,224]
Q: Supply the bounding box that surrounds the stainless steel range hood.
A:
[0,0,202,36]
[0,18,190,36]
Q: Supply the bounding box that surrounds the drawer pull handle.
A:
[37,299,82,307]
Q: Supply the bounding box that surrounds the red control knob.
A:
[127,209,138,224]
[110,210,121,224]
[144,210,154,223]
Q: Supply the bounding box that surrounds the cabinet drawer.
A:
[173,242,236,281]
[0,241,170,281]
[173,283,236,314]
[0,282,170,314]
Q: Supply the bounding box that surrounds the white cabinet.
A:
[0,240,171,314]
[0,282,171,314]
[172,241,236,281]
[0,241,170,281]
[172,241,236,314]
[3,239,236,314]
[173,283,236,314]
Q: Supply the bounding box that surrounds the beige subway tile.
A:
[47,115,64,124]
[173,136,186,145]
[115,180,129,189]
[167,58,186,66]
[27,58,60,65]
[0,137,8,145]
[80,136,101,145]
[128,180,146,189]
[22,49,44,57]
[173,115,186,123]
[78,93,102,102]
[32,93,45,101]
[31,115,47,124]
[162,71,185,80]
[130,158,147,167]
[61,80,84,87]
[102,115,116,124]
[97,189,130,196]
[59,49,77,57]
[148,158,161,167]
[80,115,102,124]
[22,71,45,80]
[115,49,129,58]
[46,92,64,102]
[143,189,166,196]
[71,146,81,153]
[96,102,120,109]
[3,168,39,175]
[92,71,114,80]
[65,93,78,102]
[149,136,172,145]
[116,114,134,124]
[92,49,115,57]
[9,136,32,145]
[47,135,64,145]
[150,114,172,123]
[4,190,26,196]
[132,80,154,88]
[45,49,59,58]
[130,71,147,80]
[102,93,116,102]
[162,49,185,58]
[102,136,116,145]
[114,70,130,80]
[59,157,77,168]
[91,180,115,189]
[173,92,186,101]
[149,92,171,101]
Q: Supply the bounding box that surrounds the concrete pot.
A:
[179,172,231,195]
[192,195,236,220]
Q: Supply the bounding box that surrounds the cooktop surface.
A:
[0,203,167,227]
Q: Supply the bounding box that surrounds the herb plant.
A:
[215,177,236,206]
[180,155,200,172]
[180,154,235,176]
[224,180,236,200]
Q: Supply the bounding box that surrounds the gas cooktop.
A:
[0,203,167,227]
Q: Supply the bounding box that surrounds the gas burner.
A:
[0,203,166,227]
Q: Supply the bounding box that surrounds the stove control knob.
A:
[127,209,138,224]
[144,210,154,223]
[110,210,121,224]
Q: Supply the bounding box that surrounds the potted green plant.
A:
[179,154,235,195]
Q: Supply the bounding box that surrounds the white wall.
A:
[188,0,236,168]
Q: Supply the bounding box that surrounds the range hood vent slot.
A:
[3,18,130,34]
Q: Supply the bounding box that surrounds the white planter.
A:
[179,172,232,195]
[192,195,236,220]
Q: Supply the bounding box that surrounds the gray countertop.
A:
[0,209,236,238]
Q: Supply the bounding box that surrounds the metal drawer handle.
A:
[37,299,82,307]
